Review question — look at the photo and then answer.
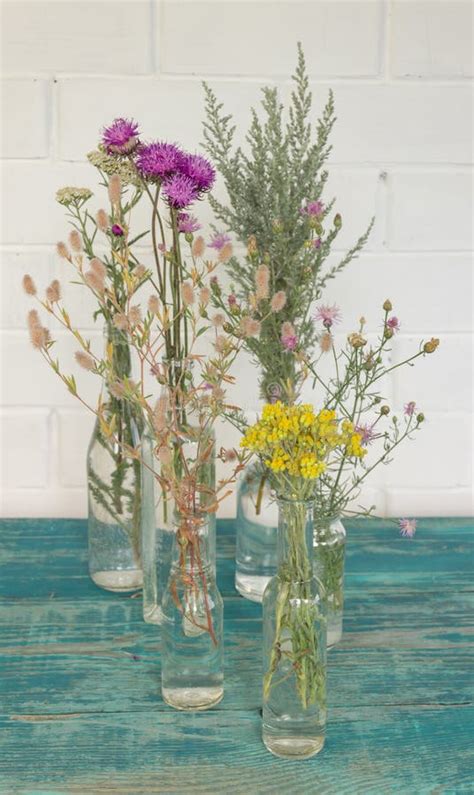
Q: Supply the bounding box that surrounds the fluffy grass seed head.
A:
[22,274,37,296]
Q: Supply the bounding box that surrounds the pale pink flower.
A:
[387,316,401,332]
[315,303,341,329]
[404,401,416,417]
[270,291,287,313]
[355,423,377,445]
[399,518,417,538]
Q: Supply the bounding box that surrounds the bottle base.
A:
[327,616,343,649]
[143,604,164,625]
[162,686,224,711]
[91,569,143,593]
[262,732,325,760]
[235,572,271,603]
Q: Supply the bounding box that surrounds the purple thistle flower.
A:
[355,423,377,445]
[209,232,231,251]
[301,200,324,218]
[102,118,140,155]
[162,173,198,209]
[315,303,341,329]
[404,401,417,417]
[312,237,322,249]
[136,141,184,181]
[180,153,216,193]
[399,518,417,538]
[387,316,401,332]
[177,212,201,234]
[111,224,124,237]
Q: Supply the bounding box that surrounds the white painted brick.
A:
[391,1,473,79]
[2,0,152,75]
[324,169,381,252]
[386,413,472,489]
[0,250,53,329]
[1,79,49,158]
[386,489,473,518]
[0,409,50,488]
[56,409,93,487]
[1,330,103,408]
[57,77,268,160]
[321,253,473,334]
[0,487,87,518]
[391,335,473,414]
[161,1,382,77]
[388,172,472,251]
[304,83,472,165]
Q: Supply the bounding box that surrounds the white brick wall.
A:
[1,0,472,518]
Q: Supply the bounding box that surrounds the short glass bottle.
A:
[161,512,224,710]
[313,517,346,648]
[262,498,327,759]
[87,326,143,592]
[235,461,278,601]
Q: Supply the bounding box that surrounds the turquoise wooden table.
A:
[0,518,472,794]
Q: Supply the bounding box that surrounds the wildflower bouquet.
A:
[242,403,365,707]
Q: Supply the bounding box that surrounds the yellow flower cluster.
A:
[241,402,366,481]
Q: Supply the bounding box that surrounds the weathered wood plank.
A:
[1,706,472,793]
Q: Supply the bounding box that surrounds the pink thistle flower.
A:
[301,200,324,218]
[355,423,377,445]
[162,174,198,209]
[281,321,298,351]
[312,237,322,249]
[399,518,417,538]
[228,294,237,307]
[180,153,216,193]
[404,401,417,417]
[315,303,341,329]
[102,118,140,155]
[209,232,231,251]
[387,316,401,332]
[177,212,201,234]
[111,224,124,237]
[136,141,184,181]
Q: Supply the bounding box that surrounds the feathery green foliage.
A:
[203,43,373,402]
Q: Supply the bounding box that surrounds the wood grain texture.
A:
[0,517,472,794]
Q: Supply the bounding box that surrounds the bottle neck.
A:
[277,498,315,582]
[172,513,214,575]
[104,323,133,382]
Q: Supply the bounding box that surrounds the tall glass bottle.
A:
[141,422,216,624]
[161,512,224,710]
[87,325,143,592]
[262,498,327,759]
[313,516,346,648]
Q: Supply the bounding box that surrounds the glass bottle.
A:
[87,325,143,592]
[141,358,216,624]
[313,516,346,648]
[235,461,277,601]
[161,512,224,710]
[262,497,327,759]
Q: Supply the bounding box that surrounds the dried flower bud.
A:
[384,327,394,340]
[46,279,61,303]
[319,332,332,353]
[75,351,95,371]
[69,230,82,253]
[108,174,122,205]
[113,312,129,331]
[270,291,287,313]
[135,264,146,279]
[212,313,225,328]
[383,299,392,312]
[96,209,109,232]
[84,269,105,294]
[247,235,257,256]
[347,332,367,349]
[416,413,425,423]
[212,386,225,401]
[181,281,195,306]
[192,236,205,258]
[90,258,107,280]
[423,337,440,354]
[218,242,233,263]
[22,274,37,296]
[109,381,125,399]
[199,286,211,305]
[334,213,342,229]
[148,295,160,314]
[128,305,142,326]
[222,448,237,462]
[214,334,228,353]
[56,241,70,259]
[380,405,390,416]
[255,263,270,300]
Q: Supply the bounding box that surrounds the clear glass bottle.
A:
[161,512,224,710]
[262,497,327,759]
[313,517,346,648]
[87,326,143,592]
[235,461,278,601]
[141,423,216,624]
